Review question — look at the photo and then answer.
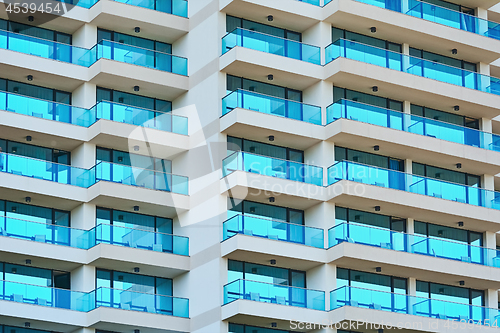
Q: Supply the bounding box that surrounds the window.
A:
[0,78,71,104]
[337,268,407,294]
[0,262,70,289]
[333,86,403,112]
[0,19,72,44]
[96,207,172,234]
[410,104,479,129]
[96,87,172,112]
[335,146,404,171]
[96,147,172,173]
[0,199,70,227]
[421,0,474,15]
[0,139,70,165]
[228,260,305,288]
[335,206,405,232]
[416,281,483,307]
[2,326,61,333]
[227,75,302,102]
[414,221,482,247]
[226,16,301,41]
[332,27,402,53]
[229,323,296,333]
[229,199,304,225]
[227,136,304,162]
[409,48,476,72]
[412,162,481,187]
[97,29,172,53]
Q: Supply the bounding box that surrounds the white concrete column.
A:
[487,289,498,309]
[478,62,491,93]
[307,264,336,311]
[403,101,411,131]
[407,218,414,234]
[305,140,335,186]
[402,43,410,55]
[482,174,495,191]
[71,142,96,169]
[480,118,494,149]
[70,328,94,333]
[72,82,97,110]
[402,43,410,73]
[407,277,417,315]
[303,81,334,126]
[72,24,97,49]
[485,231,496,249]
[302,21,332,66]
[71,203,96,230]
[404,159,412,192]
[71,265,95,293]
[305,202,335,249]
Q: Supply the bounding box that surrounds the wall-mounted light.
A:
[134,206,139,211]
[27,75,33,81]
[134,27,141,33]
[267,74,274,81]
[458,221,464,227]
[372,86,378,92]
[453,105,460,111]
[26,136,32,142]
[134,145,140,151]
[134,267,140,273]
[269,197,275,203]
[375,267,382,272]
[459,280,465,286]
[24,323,30,328]
[271,323,277,328]
[374,206,380,212]
[456,163,462,169]
[267,15,274,22]
[25,259,32,265]
[373,145,380,151]
[25,197,31,203]
[370,27,377,33]
[270,259,276,265]
[28,16,34,22]
[451,48,458,55]
[268,135,275,142]
[134,330,140,333]
[134,86,140,92]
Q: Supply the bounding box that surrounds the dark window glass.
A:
[227,75,302,102]
[97,29,171,53]
[335,146,403,171]
[0,139,70,165]
[417,280,483,306]
[0,78,71,104]
[410,47,477,72]
[227,15,301,41]
[96,147,172,173]
[332,26,401,52]
[96,269,173,296]
[337,267,407,294]
[96,207,173,234]
[412,162,480,187]
[1,262,69,289]
[414,220,483,246]
[228,260,305,288]
[229,199,304,225]
[228,136,304,162]
[334,86,402,111]
[96,87,172,112]
[410,104,479,129]
[1,19,71,44]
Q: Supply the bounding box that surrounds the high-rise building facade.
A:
[1,0,500,332]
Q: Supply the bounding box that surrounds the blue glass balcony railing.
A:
[0,217,189,255]
[298,0,320,5]
[0,153,189,194]
[224,279,325,310]
[0,91,189,134]
[0,281,189,317]
[222,152,323,186]
[95,161,189,194]
[222,28,321,65]
[222,89,322,125]
[0,280,95,311]
[95,223,189,255]
[97,40,188,75]
[0,31,188,75]
[111,0,188,17]
[329,222,500,267]
[331,286,499,325]
[328,160,500,210]
[353,0,500,41]
[325,39,500,96]
[222,214,324,248]
[95,287,189,317]
[54,0,99,8]
[327,99,500,151]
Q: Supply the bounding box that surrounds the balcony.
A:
[222,28,321,65]
[222,89,322,125]
[328,160,500,210]
[0,281,189,317]
[327,99,500,151]
[222,152,323,186]
[0,217,189,255]
[0,92,188,134]
[330,286,499,325]
[224,279,325,310]
[299,0,320,4]
[325,39,500,96]
[349,0,500,41]
[222,214,324,248]
[0,280,93,311]
[0,153,189,194]
[0,31,188,75]
[95,287,189,317]
[329,222,500,267]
